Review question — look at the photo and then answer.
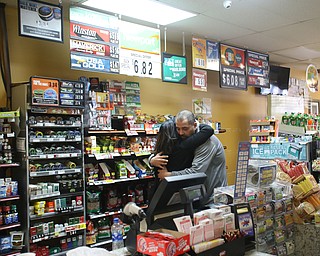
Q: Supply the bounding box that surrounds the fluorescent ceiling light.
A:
[82,0,196,25]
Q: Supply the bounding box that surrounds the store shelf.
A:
[30,168,82,177]
[88,209,123,220]
[0,195,20,202]
[87,129,145,135]
[87,176,154,186]
[1,249,21,256]
[30,224,86,244]
[30,191,83,201]
[30,123,81,128]
[0,163,20,168]
[86,151,151,160]
[30,207,84,221]
[29,152,82,160]
[29,137,82,143]
[89,236,127,248]
[0,222,21,231]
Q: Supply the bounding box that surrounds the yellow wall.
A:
[3,5,270,184]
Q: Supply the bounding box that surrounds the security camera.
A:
[223,0,232,9]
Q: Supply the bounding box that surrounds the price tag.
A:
[47,138,54,142]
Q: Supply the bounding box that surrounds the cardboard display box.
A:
[137,228,190,256]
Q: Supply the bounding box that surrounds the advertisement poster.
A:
[69,7,119,74]
[30,77,59,106]
[192,37,206,69]
[238,212,254,236]
[119,21,161,79]
[70,54,118,73]
[206,40,220,71]
[250,143,307,161]
[18,0,63,42]
[192,68,207,92]
[220,44,247,90]
[234,142,250,203]
[246,50,269,88]
[162,53,187,84]
[306,64,319,93]
[192,98,211,115]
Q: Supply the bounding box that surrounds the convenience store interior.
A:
[1,0,320,256]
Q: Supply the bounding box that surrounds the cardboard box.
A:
[137,229,190,256]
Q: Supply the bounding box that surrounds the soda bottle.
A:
[111,217,124,250]
[282,112,289,125]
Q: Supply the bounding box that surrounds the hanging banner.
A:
[162,53,187,84]
[192,68,207,92]
[192,37,206,69]
[206,40,220,71]
[69,6,119,74]
[119,21,161,79]
[246,50,270,88]
[306,64,319,93]
[192,37,219,71]
[220,44,247,90]
[18,0,63,42]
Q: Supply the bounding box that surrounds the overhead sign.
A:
[119,21,161,79]
[69,6,119,74]
[18,0,63,42]
[192,68,207,92]
[162,53,187,84]
[220,44,247,90]
[246,50,270,88]
[192,37,220,71]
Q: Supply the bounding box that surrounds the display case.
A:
[17,106,86,255]
[0,109,23,255]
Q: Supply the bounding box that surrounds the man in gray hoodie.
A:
[150,110,228,206]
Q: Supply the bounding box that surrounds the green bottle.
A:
[282,112,289,125]
[289,112,296,126]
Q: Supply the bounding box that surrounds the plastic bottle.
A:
[111,217,124,250]
[282,112,289,125]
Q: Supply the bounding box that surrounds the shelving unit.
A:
[16,106,86,255]
[84,129,155,249]
[249,119,278,143]
[0,109,23,255]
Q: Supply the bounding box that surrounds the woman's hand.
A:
[158,166,171,180]
[150,152,169,168]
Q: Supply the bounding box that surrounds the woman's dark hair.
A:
[154,120,178,154]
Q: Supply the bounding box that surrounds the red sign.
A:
[192,68,207,92]
[70,22,110,43]
[30,77,59,106]
[70,39,110,57]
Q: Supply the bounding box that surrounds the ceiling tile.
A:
[202,2,295,32]
[249,0,320,22]
[268,53,299,65]
[272,46,320,61]
[262,18,320,45]
[166,14,254,42]
[224,33,298,52]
